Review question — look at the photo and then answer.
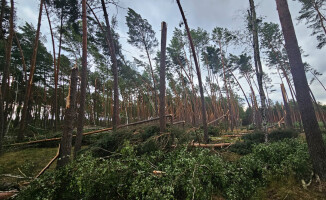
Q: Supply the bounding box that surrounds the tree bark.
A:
[57,66,78,168]
[74,0,87,157]
[249,0,268,141]
[159,22,167,132]
[280,83,293,128]
[100,0,119,131]
[275,0,326,180]
[18,0,43,141]
[176,0,208,143]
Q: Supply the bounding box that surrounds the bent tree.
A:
[276,0,326,180]
[126,8,159,116]
[176,0,209,143]
[100,0,119,131]
[18,0,44,141]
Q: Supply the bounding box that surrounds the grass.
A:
[252,176,326,200]
[0,147,58,176]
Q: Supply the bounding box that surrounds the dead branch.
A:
[35,144,60,179]
[190,143,232,148]
[208,111,229,125]
[0,190,18,200]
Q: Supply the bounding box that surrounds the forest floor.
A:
[1,126,326,199]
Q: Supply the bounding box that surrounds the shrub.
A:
[229,132,264,155]
[230,129,299,155]
[207,126,221,137]
[268,129,298,142]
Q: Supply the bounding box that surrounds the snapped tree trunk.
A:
[57,66,78,168]
[74,0,87,157]
[100,0,119,131]
[18,0,44,141]
[249,0,268,141]
[159,22,167,132]
[275,0,326,180]
[280,83,293,128]
[176,0,208,143]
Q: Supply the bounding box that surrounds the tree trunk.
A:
[44,1,57,131]
[57,66,78,168]
[18,0,43,141]
[0,0,6,39]
[54,12,64,132]
[74,0,87,157]
[159,22,167,132]
[309,88,326,129]
[249,0,268,141]
[100,0,119,131]
[275,0,326,180]
[280,83,293,128]
[14,31,27,82]
[176,0,208,143]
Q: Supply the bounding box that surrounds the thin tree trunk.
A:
[44,1,57,131]
[309,88,326,129]
[57,66,78,168]
[176,0,208,143]
[249,0,268,141]
[276,0,326,180]
[18,0,43,141]
[14,31,27,82]
[280,83,293,128]
[100,0,119,131]
[54,12,64,132]
[74,0,87,157]
[0,0,6,39]
[159,22,167,132]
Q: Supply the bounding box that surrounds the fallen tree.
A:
[190,142,232,148]
[8,115,173,147]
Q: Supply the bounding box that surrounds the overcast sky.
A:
[15,0,326,105]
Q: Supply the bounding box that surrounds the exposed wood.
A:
[208,111,229,125]
[224,135,243,137]
[173,121,185,125]
[57,66,78,168]
[190,143,232,148]
[280,84,293,128]
[0,190,18,199]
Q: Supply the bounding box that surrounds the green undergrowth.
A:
[229,129,299,155]
[15,126,317,200]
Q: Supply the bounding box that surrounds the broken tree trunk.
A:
[280,84,293,128]
[57,66,78,168]
[159,22,167,132]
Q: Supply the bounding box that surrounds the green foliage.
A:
[230,129,299,155]
[268,129,299,142]
[294,0,326,49]
[207,125,221,137]
[126,8,158,52]
[17,137,312,200]
[229,132,265,155]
